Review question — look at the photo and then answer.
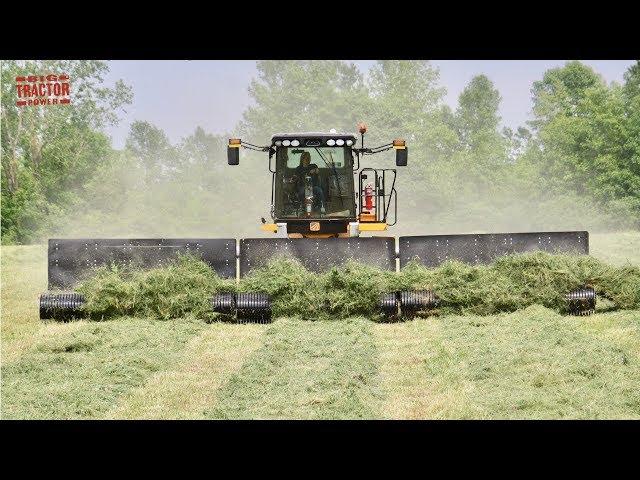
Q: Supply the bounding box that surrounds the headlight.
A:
[274,140,282,146]
[346,139,353,146]
[336,139,345,146]
[291,139,300,147]
[282,140,291,146]
[327,139,336,146]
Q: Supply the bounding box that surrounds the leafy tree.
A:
[418,75,510,216]
[238,60,456,159]
[366,61,457,159]
[239,61,368,142]
[125,120,178,183]
[623,60,640,101]
[454,75,503,152]
[621,61,640,216]
[503,126,532,161]
[522,61,640,225]
[180,127,225,167]
[531,61,605,125]
[1,60,132,243]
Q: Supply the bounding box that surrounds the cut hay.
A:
[77,255,235,321]
[396,252,640,316]
[76,252,640,321]
[238,259,397,320]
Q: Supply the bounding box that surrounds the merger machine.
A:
[39,125,595,321]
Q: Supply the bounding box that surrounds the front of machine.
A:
[271,133,357,237]
[226,127,405,238]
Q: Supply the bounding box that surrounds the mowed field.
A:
[2,232,640,419]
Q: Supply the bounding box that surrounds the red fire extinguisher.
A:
[364,184,374,211]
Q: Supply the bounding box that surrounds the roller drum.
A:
[379,292,399,318]
[566,287,596,316]
[39,292,86,320]
[211,293,236,315]
[235,292,272,323]
[400,290,439,316]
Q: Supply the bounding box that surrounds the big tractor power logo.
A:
[15,74,71,107]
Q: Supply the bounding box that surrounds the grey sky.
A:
[103,60,635,148]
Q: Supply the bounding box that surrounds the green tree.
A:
[366,60,457,159]
[622,60,640,101]
[454,75,503,152]
[425,75,510,216]
[180,127,225,166]
[239,61,368,142]
[621,61,640,216]
[1,60,132,243]
[125,120,177,183]
[531,61,605,125]
[527,61,639,223]
[503,126,532,161]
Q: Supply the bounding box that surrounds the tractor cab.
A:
[227,126,406,237]
[272,133,357,226]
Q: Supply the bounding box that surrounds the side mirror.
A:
[395,147,408,166]
[227,147,239,165]
[227,139,241,165]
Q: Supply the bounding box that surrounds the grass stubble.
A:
[107,322,266,419]
[1,317,205,419]
[205,317,382,419]
[373,306,640,419]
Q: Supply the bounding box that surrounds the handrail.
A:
[358,168,397,225]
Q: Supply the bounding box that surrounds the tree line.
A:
[2,60,639,243]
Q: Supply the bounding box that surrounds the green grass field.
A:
[2,232,639,419]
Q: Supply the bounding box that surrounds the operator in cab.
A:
[293,151,326,214]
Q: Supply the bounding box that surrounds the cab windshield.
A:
[274,146,355,219]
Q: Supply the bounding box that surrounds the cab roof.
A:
[271,132,356,140]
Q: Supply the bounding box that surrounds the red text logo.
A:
[15,74,71,107]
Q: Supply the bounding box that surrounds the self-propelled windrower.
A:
[39,124,593,321]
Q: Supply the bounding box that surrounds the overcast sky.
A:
[103,60,635,148]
